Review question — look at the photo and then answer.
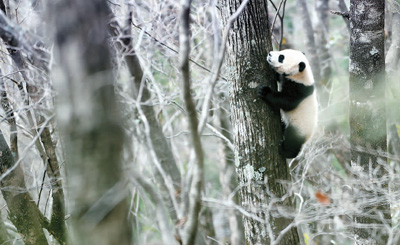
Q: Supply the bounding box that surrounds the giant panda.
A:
[258,49,318,158]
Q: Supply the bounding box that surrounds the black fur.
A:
[279,124,306,158]
[258,75,314,112]
[278,54,285,63]
[299,62,306,72]
[258,72,314,158]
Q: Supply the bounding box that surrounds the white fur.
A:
[283,94,318,139]
[269,49,318,139]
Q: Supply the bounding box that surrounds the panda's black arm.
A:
[258,79,314,111]
[258,86,301,111]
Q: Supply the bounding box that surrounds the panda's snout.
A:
[267,53,272,63]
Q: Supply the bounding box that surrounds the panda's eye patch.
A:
[278,55,285,63]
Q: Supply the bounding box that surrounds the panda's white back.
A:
[283,93,318,140]
[283,63,317,140]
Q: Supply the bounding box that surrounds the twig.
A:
[330,10,349,19]
[37,169,47,206]
[332,0,350,32]
[131,21,227,81]
[269,0,287,50]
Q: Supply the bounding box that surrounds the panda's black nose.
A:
[268,52,272,57]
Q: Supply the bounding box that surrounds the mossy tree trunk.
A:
[0,131,48,244]
[349,0,391,243]
[220,0,300,244]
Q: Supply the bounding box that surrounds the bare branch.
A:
[131,21,227,81]
[334,0,350,32]
[0,11,49,72]
[178,0,205,243]
[197,0,249,134]
[128,173,175,244]
[330,10,349,19]
[269,0,288,50]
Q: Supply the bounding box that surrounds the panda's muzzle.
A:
[267,52,272,63]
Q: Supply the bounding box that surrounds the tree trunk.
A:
[217,102,245,245]
[220,0,299,244]
[0,130,48,244]
[315,0,332,108]
[349,0,391,243]
[50,0,132,244]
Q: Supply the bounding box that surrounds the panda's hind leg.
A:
[279,124,306,158]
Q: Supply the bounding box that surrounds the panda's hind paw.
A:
[279,141,300,159]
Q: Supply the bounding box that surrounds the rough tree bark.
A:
[220,0,300,244]
[50,0,132,244]
[349,0,391,243]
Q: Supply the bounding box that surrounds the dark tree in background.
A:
[220,0,299,243]
[349,0,391,243]
[50,0,132,244]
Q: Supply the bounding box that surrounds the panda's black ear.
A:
[299,62,306,72]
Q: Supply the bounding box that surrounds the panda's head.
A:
[267,49,314,85]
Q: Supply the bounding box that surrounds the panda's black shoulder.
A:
[281,76,314,98]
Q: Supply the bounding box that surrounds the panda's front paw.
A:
[258,85,280,114]
[258,85,272,100]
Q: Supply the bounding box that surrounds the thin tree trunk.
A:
[0,130,48,244]
[178,0,205,243]
[1,70,65,243]
[296,0,321,81]
[386,11,400,74]
[315,0,332,108]
[349,0,391,243]
[220,0,300,244]
[0,6,66,242]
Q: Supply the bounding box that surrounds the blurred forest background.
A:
[0,0,399,244]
